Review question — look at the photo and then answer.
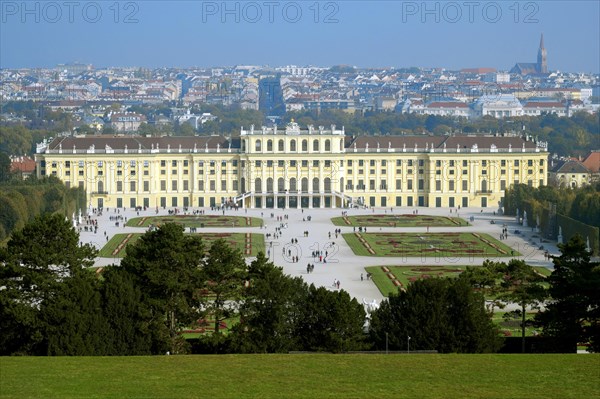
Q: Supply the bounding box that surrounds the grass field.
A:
[344,232,518,258]
[1,354,597,399]
[331,214,468,227]
[98,233,265,258]
[365,265,551,297]
[126,215,263,228]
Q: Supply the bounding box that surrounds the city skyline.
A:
[1,1,599,73]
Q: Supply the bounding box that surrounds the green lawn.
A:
[492,312,542,338]
[99,233,265,258]
[126,215,263,228]
[344,232,518,258]
[332,214,468,227]
[1,355,598,399]
[366,265,551,297]
[365,265,467,296]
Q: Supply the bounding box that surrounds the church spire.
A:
[537,33,547,74]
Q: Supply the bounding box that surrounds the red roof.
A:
[10,156,36,173]
[583,151,600,173]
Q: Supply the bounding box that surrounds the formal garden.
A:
[99,232,265,258]
[331,214,468,227]
[365,265,551,297]
[365,264,554,339]
[344,232,517,257]
[126,215,263,228]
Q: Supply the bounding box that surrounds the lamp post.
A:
[407,336,411,354]
[385,332,388,355]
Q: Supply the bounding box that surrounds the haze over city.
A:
[1,0,599,72]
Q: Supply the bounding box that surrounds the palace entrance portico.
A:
[234,191,357,209]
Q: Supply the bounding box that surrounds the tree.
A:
[231,252,305,353]
[536,235,600,352]
[199,239,247,337]
[100,267,153,355]
[0,152,12,182]
[42,271,109,355]
[0,213,97,355]
[458,260,505,311]
[370,278,501,353]
[296,285,367,353]
[121,223,204,354]
[496,260,547,353]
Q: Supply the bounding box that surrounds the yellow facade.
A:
[36,122,548,210]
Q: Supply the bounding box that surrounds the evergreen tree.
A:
[101,267,153,355]
[370,278,501,353]
[0,213,96,355]
[121,223,204,354]
[497,260,547,353]
[296,285,367,353]
[536,235,600,352]
[199,239,247,337]
[231,252,305,353]
[42,271,109,356]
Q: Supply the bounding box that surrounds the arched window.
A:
[278,139,284,152]
[290,140,297,152]
[313,140,319,152]
[278,177,285,192]
[255,178,262,192]
[325,139,331,151]
[267,177,274,192]
[481,179,488,192]
[98,180,104,193]
[312,177,319,192]
[301,177,308,192]
[290,177,297,192]
[340,140,344,151]
[241,177,246,192]
[267,140,273,151]
[324,177,331,192]
[302,140,308,152]
[340,177,344,192]
[255,140,261,152]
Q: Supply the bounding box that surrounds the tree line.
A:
[504,183,600,229]
[2,101,598,157]
[0,160,85,242]
[1,214,597,356]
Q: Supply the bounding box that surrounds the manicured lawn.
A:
[1,354,598,399]
[365,265,467,296]
[344,232,519,258]
[126,215,263,228]
[365,265,550,297]
[99,233,265,258]
[332,214,468,227]
[492,312,541,338]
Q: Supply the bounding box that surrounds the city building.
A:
[549,159,591,188]
[36,122,549,211]
[108,113,147,132]
[510,34,548,75]
[10,156,36,179]
[472,94,523,118]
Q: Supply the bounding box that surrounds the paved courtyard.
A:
[80,206,558,304]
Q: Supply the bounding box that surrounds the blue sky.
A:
[1,1,599,72]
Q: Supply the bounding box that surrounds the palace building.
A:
[35,121,548,210]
